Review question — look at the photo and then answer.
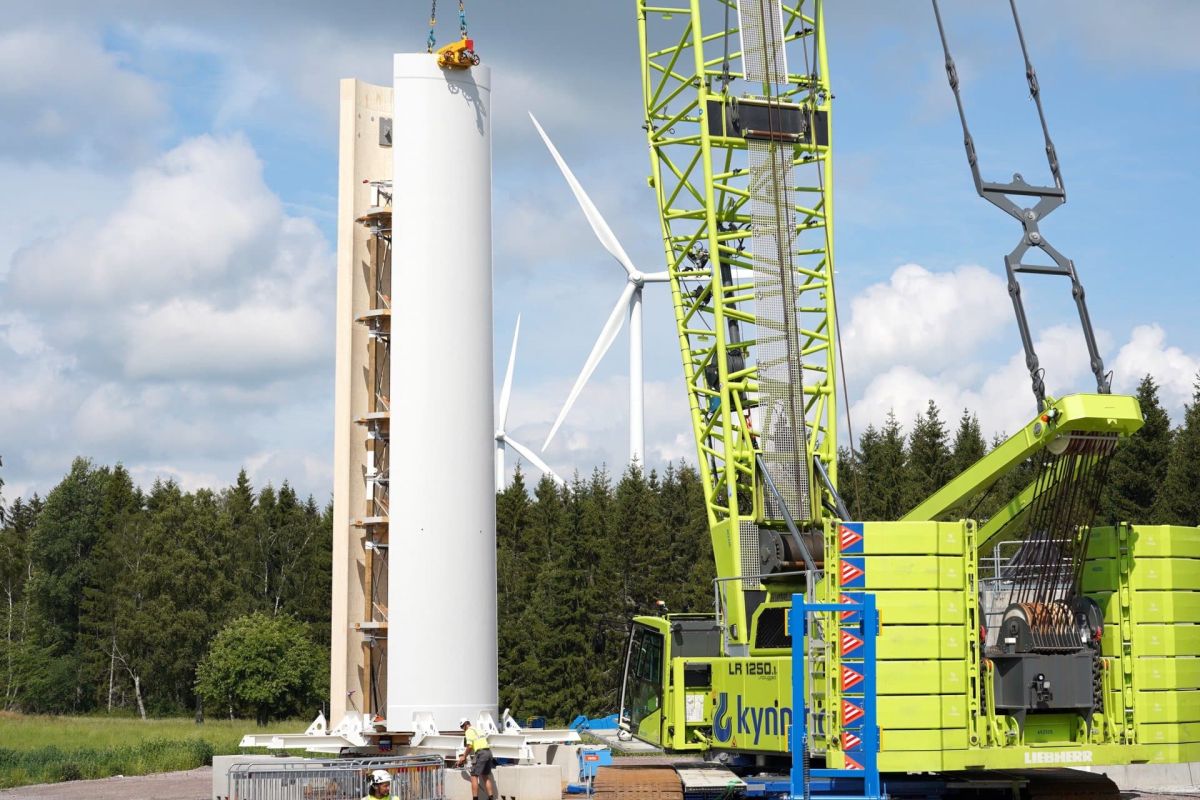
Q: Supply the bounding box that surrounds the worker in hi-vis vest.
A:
[456,717,497,800]
[363,769,391,799]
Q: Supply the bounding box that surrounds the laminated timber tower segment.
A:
[638,0,837,651]
[332,79,393,727]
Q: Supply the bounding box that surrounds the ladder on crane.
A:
[790,594,881,800]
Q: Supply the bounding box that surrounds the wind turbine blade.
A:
[542,281,637,451]
[529,113,638,278]
[641,271,671,282]
[497,314,521,430]
[505,436,565,486]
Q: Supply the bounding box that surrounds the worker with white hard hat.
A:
[455,717,497,800]
[363,768,391,799]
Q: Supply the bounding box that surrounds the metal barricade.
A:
[227,755,445,800]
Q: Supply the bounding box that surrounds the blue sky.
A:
[0,1,1197,501]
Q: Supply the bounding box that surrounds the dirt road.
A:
[0,766,213,800]
[0,766,1196,800]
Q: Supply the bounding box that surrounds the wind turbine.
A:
[496,314,565,492]
[530,113,670,466]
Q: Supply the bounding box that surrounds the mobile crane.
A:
[601,0,1198,794]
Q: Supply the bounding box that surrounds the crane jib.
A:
[639,0,839,647]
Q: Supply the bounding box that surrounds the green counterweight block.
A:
[1085,524,1200,751]
[821,520,979,772]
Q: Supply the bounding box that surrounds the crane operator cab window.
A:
[621,625,664,740]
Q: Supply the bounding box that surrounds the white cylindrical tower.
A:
[389,54,496,732]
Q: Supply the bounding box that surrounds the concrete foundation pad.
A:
[445,764,563,800]
[1085,762,1200,792]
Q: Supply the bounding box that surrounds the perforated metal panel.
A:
[738,0,789,85]
[739,520,763,589]
[749,139,811,522]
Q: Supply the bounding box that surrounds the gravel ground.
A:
[0,766,213,800]
[0,766,1196,800]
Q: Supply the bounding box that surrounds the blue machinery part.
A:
[570,713,621,732]
[790,594,881,800]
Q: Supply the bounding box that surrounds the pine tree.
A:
[950,410,987,477]
[24,458,112,711]
[496,468,533,713]
[1102,375,1173,525]
[836,446,862,520]
[578,468,623,714]
[176,487,244,711]
[221,469,259,616]
[79,467,150,716]
[502,473,568,718]
[858,414,908,520]
[517,474,596,721]
[942,410,988,519]
[906,400,952,511]
[0,495,42,711]
[1155,375,1200,526]
[613,463,665,614]
[658,462,714,613]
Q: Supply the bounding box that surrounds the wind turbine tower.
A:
[531,115,669,466]
[331,54,497,734]
[495,315,565,490]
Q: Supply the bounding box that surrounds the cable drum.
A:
[994,433,1117,651]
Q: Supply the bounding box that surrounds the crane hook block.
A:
[436,38,480,69]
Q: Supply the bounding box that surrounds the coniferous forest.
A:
[1,374,1198,723]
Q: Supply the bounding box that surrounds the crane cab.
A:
[620,614,752,751]
[619,596,807,755]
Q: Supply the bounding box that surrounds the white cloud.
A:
[1113,324,1200,411]
[7,135,330,383]
[842,263,1010,376]
[10,135,281,308]
[850,315,1200,445]
[833,261,1195,444]
[0,27,167,165]
[0,161,121,279]
[0,134,333,499]
[123,301,326,381]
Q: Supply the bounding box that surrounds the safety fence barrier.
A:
[227,754,445,800]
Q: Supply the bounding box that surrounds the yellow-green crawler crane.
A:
[614,0,1200,788]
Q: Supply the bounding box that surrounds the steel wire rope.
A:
[427,0,438,52]
[1007,435,1115,649]
[720,0,734,92]
[426,0,469,53]
[798,2,858,520]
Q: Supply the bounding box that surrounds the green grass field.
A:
[0,712,306,789]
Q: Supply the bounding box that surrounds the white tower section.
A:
[388,55,497,731]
